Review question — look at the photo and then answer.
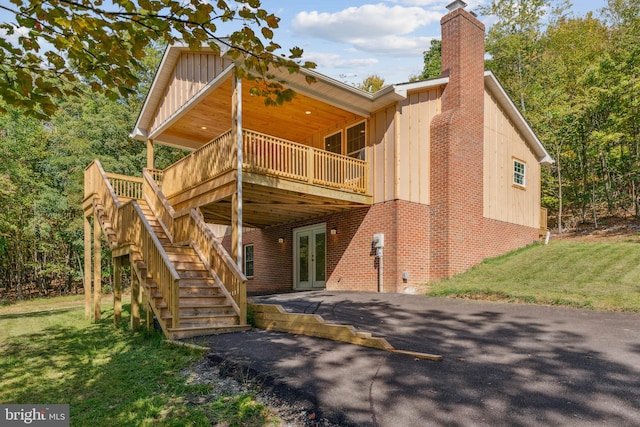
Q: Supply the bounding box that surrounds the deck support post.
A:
[147,139,154,170]
[84,215,92,319]
[131,262,140,330]
[113,256,122,326]
[93,213,102,321]
[231,76,243,268]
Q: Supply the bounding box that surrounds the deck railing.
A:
[107,173,143,200]
[161,130,234,198]
[243,129,368,194]
[157,129,369,199]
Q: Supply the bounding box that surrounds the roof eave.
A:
[484,71,554,165]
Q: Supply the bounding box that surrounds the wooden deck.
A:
[156,129,372,227]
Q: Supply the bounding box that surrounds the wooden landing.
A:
[249,303,442,361]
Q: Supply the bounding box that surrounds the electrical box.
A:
[373,233,385,249]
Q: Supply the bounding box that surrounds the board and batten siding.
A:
[370,87,441,204]
[150,52,232,135]
[483,89,540,228]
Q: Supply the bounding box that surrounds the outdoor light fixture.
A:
[330,228,338,235]
[278,237,284,243]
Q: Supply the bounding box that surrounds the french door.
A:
[293,224,326,290]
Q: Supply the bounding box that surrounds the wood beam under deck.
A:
[198,176,372,228]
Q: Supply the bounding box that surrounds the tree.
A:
[419,39,442,80]
[0,0,315,118]
[357,75,386,94]
[479,0,550,112]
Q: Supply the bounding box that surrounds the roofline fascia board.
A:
[391,76,449,96]
[483,71,554,165]
[299,67,374,101]
[148,64,235,141]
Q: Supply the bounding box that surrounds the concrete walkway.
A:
[196,292,640,426]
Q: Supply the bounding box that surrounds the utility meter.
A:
[373,233,384,249]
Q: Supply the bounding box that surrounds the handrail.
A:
[143,168,175,242]
[105,173,143,200]
[85,160,122,234]
[121,201,181,328]
[161,130,234,198]
[85,159,181,329]
[174,209,247,324]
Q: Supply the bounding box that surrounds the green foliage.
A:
[211,394,275,427]
[426,239,640,312]
[0,0,314,118]
[418,39,442,80]
[0,297,278,426]
[357,74,387,93]
[480,0,640,228]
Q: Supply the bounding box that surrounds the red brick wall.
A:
[483,218,539,259]
[225,200,432,294]
[430,7,486,280]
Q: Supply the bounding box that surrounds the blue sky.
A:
[259,0,607,86]
[0,1,607,87]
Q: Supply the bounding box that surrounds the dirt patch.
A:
[550,217,640,243]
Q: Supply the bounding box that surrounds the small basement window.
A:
[244,244,254,277]
[513,159,526,188]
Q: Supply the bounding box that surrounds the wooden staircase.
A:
[127,200,249,339]
[85,159,248,339]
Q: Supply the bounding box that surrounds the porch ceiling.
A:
[198,179,371,228]
[155,76,364,150]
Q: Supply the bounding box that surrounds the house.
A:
[82,2,552,338]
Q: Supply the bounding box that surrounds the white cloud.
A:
[302,51,379,69]
[0,25,29,45]
[292,4,441,42]
[349,35,435,56]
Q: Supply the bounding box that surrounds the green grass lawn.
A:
[426,240,640,312]
[0,296,276,426]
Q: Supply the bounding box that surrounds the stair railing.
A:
[142,166,247,324]
[174,209,247,324]
[120,202,181,329]
[142,169,175,242]
[85,159,181,329]
[84,160,122,235]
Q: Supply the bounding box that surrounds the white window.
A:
[324,131,342,155]
[244,244,254,277]
[346,122,366,160]
[513,159,526,187]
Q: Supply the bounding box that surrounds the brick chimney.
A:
[429,2,486,279]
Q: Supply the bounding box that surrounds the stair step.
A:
[173,261,207,270]
[164,245,194,254]
[151,289,226,298]
[178,270,211,279]
[179,278,217,287]
[167,325,250,340]
[166,253,200,263]
[157,299,233,309]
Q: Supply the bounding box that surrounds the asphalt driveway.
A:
[196,292,640,426]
